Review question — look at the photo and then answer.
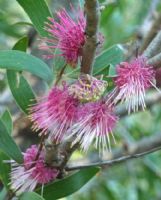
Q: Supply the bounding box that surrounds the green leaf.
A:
[0,50,53,83]
[0,187,7,199]
[108,64,117,77]
[0,119,23,164]
[7,37,37,114]
[16,0,52,37]
[20,192,45,200]
[93,44,124,75]
[13,36,28,51]
[7,72,36,114]
[0,151,10,189]
[36,167,99,199]
[1,110,12,134]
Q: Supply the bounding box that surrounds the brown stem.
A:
[143,30,161,59]
[66,133,161,170]
[54,63,67,86]
[81,0,99,74]
[139,11,161,54]
[147,52,161,68]
[115,92,161,117]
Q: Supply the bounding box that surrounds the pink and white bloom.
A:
[68,74,107,102]
[69,100,118,153]
[10,145,58,195]
[114,56,156,113]
[41,7,86,67]
[30,84,79,141]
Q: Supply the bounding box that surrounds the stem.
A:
[147,52,161,68]
[65,146,161,171]
[143,30,161,59]
[81,0,99,74]
[139,14,161,54]
[54,63,67,86]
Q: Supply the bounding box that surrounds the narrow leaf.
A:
[0,151,10,189]
[0,50,52,83]
[7,72,36,114]
[7,37,37,114]
[20,192,45,200]
[0,187,7,199]
[13,36,28,51]
[108,64,117,77]
[0,119,23,163]
[16,0,52,37]
[1,110,12,134]
[93,44,124,75]
[36,167,99,199]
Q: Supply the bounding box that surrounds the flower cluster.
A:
[41,7,85,67]
[30,74,118,153]
[10,145,59,195]
[114,56,155,113]
[30,83,79,142]
[30,6,158,155]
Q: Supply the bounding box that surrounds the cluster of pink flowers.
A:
[9,5,159,196]
[30,75,116,153]
[10,145,59,195]
[30,6,158,155]
[41,7,85,67]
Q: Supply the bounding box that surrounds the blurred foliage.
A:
[0,0,161,199]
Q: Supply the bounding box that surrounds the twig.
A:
[115,92,161,117]
[66,146,161,171]
[147,52,161,68]
[44,0,100,170]
[66,133,161,171]
[81,0,99,74]
[54,63,67,86]
[139,13,161,54]
[143,30,161,59]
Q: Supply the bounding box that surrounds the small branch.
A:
[147,52,161,68]
[54,63,67,86]
[139,13,161,54]
[143,30,161,59]
[66,146,161,171]
[81,0,99,74]
[116,92,161,117]
[66,133,161,171]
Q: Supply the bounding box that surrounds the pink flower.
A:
[10,145,58,195]
[41,7,85,67]
[114,56,155,113]
[69,100,118,153]
[68,74,107,102]
[30,84,79,141]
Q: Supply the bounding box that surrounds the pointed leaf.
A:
[36,167,99,199]
[16,0,52,37]
[0,188,7,199]
[0,119,23,163]
[7,37,36,114]
[1,110,12,134]
[13,36,28,51]
[93,44,124,75]
[20,192,45,200]
[0,151,10,189]
[7,72,36,114]
[0,50,52,83]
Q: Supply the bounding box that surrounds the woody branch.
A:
[44,0,100,169]
[66,133,161,170]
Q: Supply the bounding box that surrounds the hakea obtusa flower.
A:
[68,74,107,102]
[29,83,79,141]
[114,56,156,113]
[68,100,118,153]
[10,145,59,195]
[41,6,86,67]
